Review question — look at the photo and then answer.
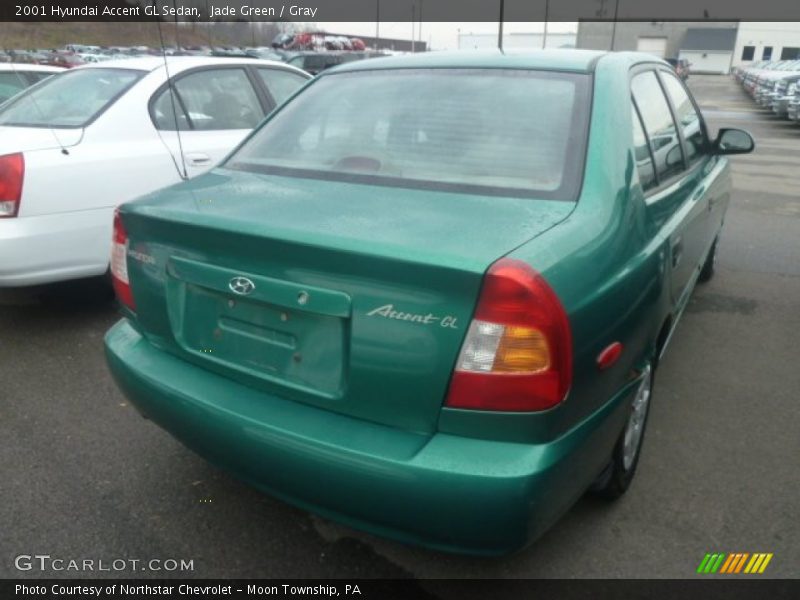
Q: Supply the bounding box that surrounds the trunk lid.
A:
[121,168,574,434]
[0,126,83,154]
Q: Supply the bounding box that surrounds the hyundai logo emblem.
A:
[229,276,255,296]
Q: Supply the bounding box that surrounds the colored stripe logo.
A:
[697,552,773,574]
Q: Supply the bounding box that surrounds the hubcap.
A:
[622,364,652,471]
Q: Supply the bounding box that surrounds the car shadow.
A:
[0,275,116,314]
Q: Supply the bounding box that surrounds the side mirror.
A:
[712,128,755,155]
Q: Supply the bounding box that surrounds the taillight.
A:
[111,208,135,310]
[445,258,572,412]
[0,153,24,218]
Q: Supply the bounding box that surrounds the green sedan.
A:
[104,50,754,555]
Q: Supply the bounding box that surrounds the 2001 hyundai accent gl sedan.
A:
[104,50,754,555]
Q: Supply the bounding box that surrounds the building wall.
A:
[577,21,737,58]
[732,22,800,67]
[678,50,733,74]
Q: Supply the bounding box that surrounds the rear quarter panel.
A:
[441,55,672,448]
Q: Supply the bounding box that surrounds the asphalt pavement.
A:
[1,75,797,583]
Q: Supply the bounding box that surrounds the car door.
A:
[150,66,267,177]
[631,68,709,310]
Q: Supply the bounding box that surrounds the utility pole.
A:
[411,3,416,52]
[375,0,380,51]
[418,0,423,51]
[543,0,549,49]
[610,0,620,51]
[498,0,505,50]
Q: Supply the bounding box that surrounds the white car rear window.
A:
[0,68,143,128]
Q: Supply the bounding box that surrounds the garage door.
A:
[637,37,668,57]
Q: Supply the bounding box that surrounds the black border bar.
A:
[5,0,800,22]
[3,579,800,600]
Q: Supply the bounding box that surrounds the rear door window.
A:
[659,70,709,166]
[152,68,264,131]
[631,102,657,192]
[631,70,685,182]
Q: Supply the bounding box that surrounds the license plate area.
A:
[165,257,350,398]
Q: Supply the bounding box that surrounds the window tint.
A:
[631,103,656,192]
[631,71,684,182]
[0,68,142,128]
[763,46,773,60]
[257,68,308,106]
[154,68,263,131]
[742,46,755,61]
[228,69,591,200]
[0,72,27,104]
[660,71,708,165]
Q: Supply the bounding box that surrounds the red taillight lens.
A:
[0,153,24,218]
[111,208,135,310]
[445,258,572,412]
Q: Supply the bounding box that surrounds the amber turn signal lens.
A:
[493,326,551,373]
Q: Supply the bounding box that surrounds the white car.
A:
[0,64,64,104]
[0,56,310,286]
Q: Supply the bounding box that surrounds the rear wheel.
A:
[698,237,718,283]
[592,362,654,500]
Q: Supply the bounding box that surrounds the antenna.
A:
[610,0,620,51]
[498,0,505,51]
[156,1,188,179]
[543,0,549,49]
[7,63,70,156]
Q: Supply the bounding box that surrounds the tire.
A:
[698,237,718,283]
[591,362,654,500]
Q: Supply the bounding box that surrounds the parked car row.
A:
[2,43,391,74]
[733,59,800,122]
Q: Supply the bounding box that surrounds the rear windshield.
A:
[227,68,591,199]
[0,72,28,104]
[0,68,143,128]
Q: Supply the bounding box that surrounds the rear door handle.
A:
[185,153,212,166]
[672,238,683,269]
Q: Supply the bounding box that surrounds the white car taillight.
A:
[0,153,24,218]
[111,208,135,310]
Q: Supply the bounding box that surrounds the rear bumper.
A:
[105,319,634,555]
[0,208,112,286]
